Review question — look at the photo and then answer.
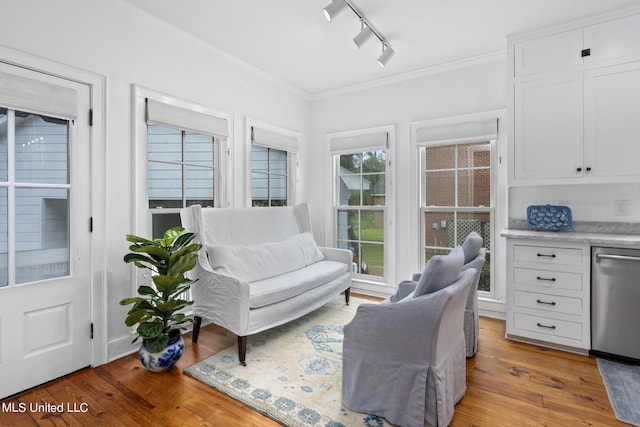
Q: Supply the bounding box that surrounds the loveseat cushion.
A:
[207,232,325,283]
[249,260,349,308]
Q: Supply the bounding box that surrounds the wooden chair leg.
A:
[345,287,351,305]
[238,336,247,366]
[192,316,202,343]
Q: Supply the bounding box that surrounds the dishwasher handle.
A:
[595,253,640,263]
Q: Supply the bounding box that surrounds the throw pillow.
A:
[462,231,483,264]
[413,246,464,297]
[207,232,325,282]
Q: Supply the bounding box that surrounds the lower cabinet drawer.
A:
[513,290,582,315]
[513,245,583,266]
[513,312,583,340]
[513,267,582,291]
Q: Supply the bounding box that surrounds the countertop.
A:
[501,228,640,248]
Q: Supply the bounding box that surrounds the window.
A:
[0,108,71,285]
[249,122,299,207]
[251,145,287,207]
[330,128,390,280]
[136,92,229,238]
[148,125,215,209]
[415,115,497,296]
[421,141,492,291]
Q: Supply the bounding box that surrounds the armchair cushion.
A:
[462,231,483,264]
[413,246,464,297]
[206,232,324,283]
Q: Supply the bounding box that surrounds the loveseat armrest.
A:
[191,267,251,334]
[319,246,352,265]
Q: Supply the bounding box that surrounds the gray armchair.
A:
[460,232,486,357]
[393,232,486,357]
[341,251,476,427]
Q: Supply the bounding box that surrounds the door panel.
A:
[0,63,91,399]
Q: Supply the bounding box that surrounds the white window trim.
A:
[410,110,507,309]
[327,125,395,293]
[245,118,300,207]
[133,85,232,238]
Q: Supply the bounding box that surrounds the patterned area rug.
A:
[183,296,392,427]
[597,358,640,426]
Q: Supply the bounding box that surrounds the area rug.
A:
[597,358,640,426]
[183,296,392,427]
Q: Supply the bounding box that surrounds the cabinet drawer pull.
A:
[536,322,557,330]
[536,276,556,282]
[536,253,556,258]
[536,299,557,306]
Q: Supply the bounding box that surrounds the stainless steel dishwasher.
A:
[591,246,640,362]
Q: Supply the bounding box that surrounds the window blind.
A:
[251,126,299,153]
[0,70,78,120]
[146,98,228,138]
[329,132,388,155]
[415,118,498,146]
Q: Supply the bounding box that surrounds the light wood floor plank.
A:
[0,308,626,426]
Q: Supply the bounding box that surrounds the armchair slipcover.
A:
[341,268,476,427]
[396,232,486,357]
[460,232,486,357]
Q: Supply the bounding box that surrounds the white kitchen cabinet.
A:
[509,11,640,184]
[584,61,640,177]
[583,13,640,69]
[505,238,591,352]
[513,73,583,180]
[513,29,583,77]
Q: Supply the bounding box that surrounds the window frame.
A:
[133,86,231,239]
[246,118,299,208]
[411,111,503,301]
[419,139,495,298]
[328,125,394,288]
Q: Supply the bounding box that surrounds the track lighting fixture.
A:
[353,20,373,49]
[323,0,347,22]
[377,43,395,68]
[323,0,394,67]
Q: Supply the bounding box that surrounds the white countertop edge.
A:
[501,229,640,247]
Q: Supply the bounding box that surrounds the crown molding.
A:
[310,50,506,100]
[115,0,311,100]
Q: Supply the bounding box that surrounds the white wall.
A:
[307,57,508,298]
[0,0,310,361]
[510,184,640,222]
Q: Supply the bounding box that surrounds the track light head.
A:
[353,22,373,49]
[377,44,395,67]
[323,0,348,22]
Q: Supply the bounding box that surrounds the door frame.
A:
[0,45,107,367]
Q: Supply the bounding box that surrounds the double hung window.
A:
[249,122,299,207]
[141,95,229,238]
[415,116,497,295]
[330,129,390,280]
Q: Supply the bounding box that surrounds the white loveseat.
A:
[180,203,352,365]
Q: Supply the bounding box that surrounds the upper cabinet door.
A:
[513,73,584,181]
[584,14,640,69]
[514,29,583,78]
[584,62,640,178]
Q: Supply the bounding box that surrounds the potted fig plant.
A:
[120,227,201,372]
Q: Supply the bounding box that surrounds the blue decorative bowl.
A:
[526,205,572,231]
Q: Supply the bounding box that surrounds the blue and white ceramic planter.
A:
[139,333,185,373]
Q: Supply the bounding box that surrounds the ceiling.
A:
[125,0,640,96]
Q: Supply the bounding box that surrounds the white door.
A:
[0,63,92,399]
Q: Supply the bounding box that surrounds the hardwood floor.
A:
[0,308,625,426]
